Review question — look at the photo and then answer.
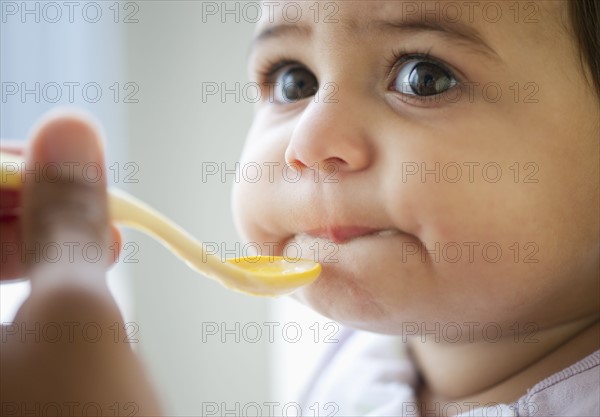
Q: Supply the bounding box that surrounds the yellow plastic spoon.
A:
[0,151,321,296]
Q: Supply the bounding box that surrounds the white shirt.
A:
[300,328,599,417]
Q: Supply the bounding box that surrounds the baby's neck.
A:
[408,315,600,415]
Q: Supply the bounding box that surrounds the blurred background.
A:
[1,2,334,415]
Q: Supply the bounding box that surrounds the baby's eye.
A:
[272,66,319,104]
[391,58,457,97]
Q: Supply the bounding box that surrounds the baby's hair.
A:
[569,0,600,95]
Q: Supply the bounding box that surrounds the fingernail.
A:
[32,113,104,166]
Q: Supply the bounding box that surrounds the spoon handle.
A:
[108,187,232,282]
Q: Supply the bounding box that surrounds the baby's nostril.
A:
[322,157,346,172]
[327,157,346,164]
[284,158,305,171]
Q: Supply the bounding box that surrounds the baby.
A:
[1,0,598,416]
[231,0,599,415]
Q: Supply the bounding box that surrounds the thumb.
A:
[22,112,111,286]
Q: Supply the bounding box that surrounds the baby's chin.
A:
[286,236,425,334]
[292,275,392,332]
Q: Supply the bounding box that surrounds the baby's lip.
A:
[301,226,399,244]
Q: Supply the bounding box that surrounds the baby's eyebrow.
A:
[250,18,501,63]
[252,23,311,46]
[248,23,310,57]
[371,19,501,62]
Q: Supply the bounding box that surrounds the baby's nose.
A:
[284,89,375,175]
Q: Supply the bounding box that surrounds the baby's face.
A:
[232,1,599,335]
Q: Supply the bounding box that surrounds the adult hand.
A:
[0,112,163,416]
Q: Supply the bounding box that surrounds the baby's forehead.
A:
[254,0,566,55]
[255,1,563,36]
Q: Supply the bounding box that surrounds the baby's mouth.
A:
[297,226,401,244]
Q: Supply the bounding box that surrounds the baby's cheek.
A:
[391,168,540,266]
[404,171,591,322]
[231,183,257,243]
[232,123,281,232]
[232,150,297,255]
[232,168,276,242]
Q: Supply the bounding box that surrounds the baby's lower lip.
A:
[299,227,400,244]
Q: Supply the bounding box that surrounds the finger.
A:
[21,111,111,288]
[1,170,121,277]
[1,219,123,280]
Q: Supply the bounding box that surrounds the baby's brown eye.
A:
[392,59,457,97]
[273,66,319,103]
